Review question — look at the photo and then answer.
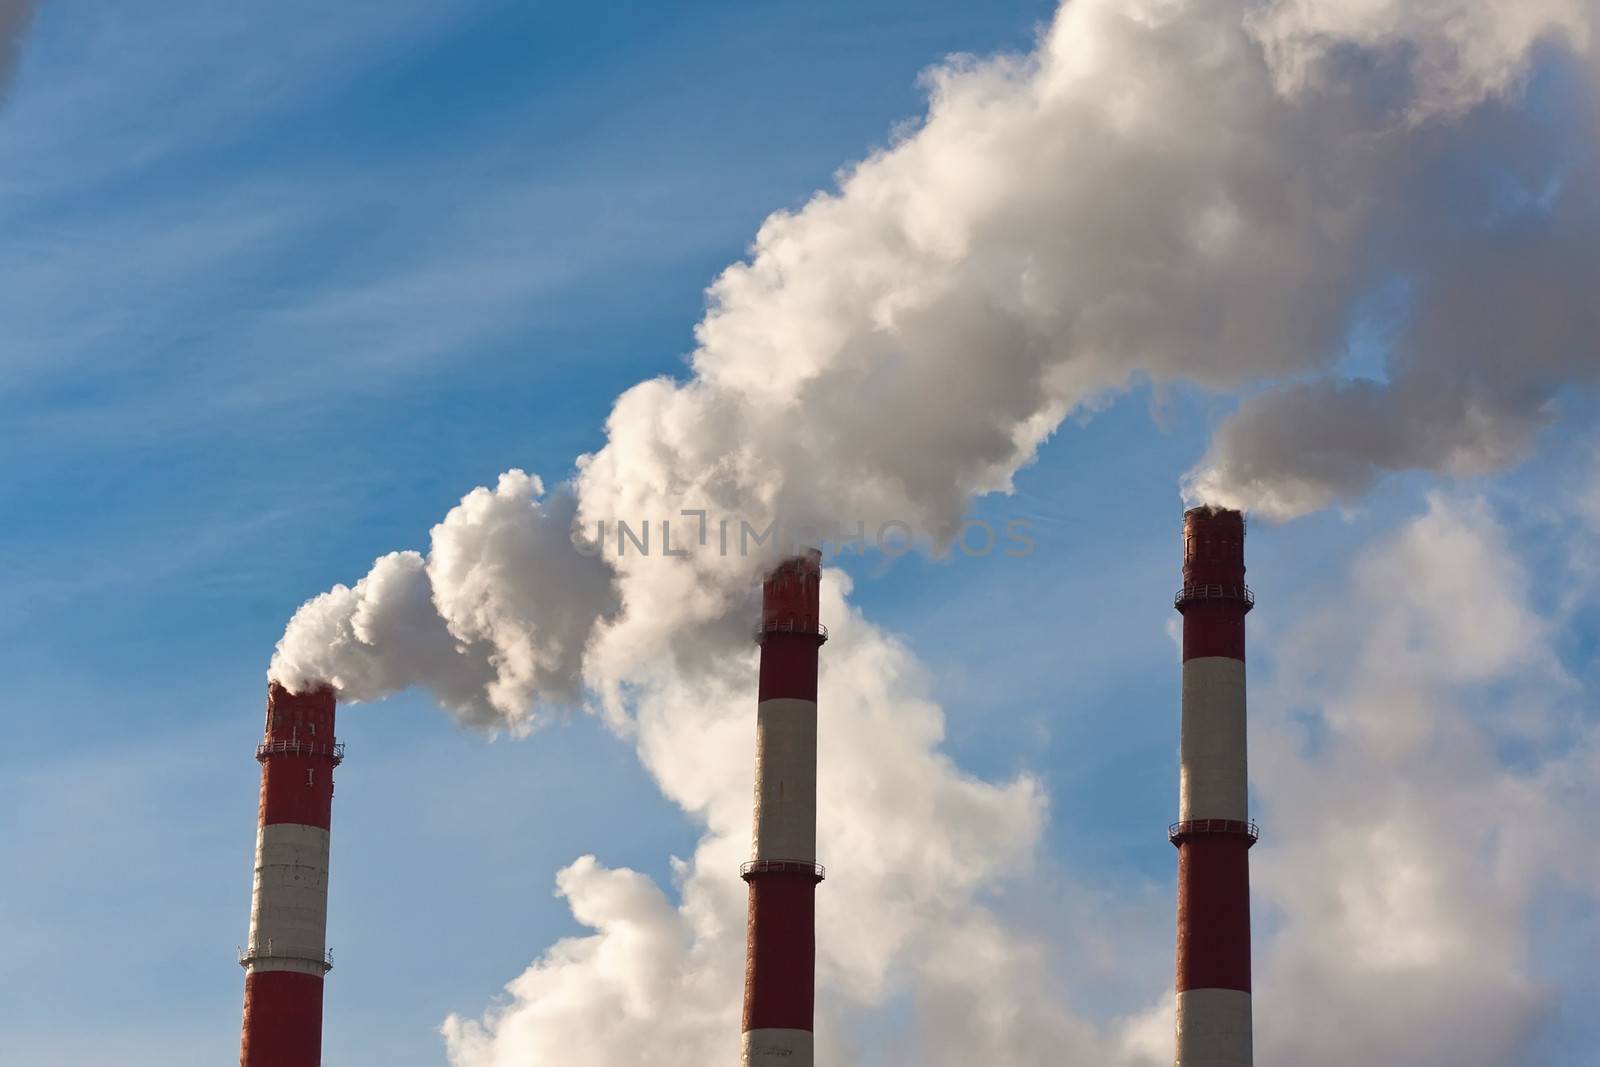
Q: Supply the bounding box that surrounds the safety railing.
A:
[255,739,345,765]
[238,942,335,974]
[1168,819,1260,846]
[754,618,829,644]
[740,859,826,882]
[1173,584,1255,610]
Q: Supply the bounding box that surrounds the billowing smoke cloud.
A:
[441,582,1166,1066]
[1249,0,1592,116]
[1185,125,1600,517]
[260,2,1600,1060]
[1185,0,1600,516]
[274,0,1599,715]
[441,492,1600,1067]
[1248,493,1600,1065]
[272,472,616,731]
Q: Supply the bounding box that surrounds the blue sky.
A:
[3,2,1598,1065]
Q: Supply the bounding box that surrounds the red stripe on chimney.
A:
[741,871,819,1031]
[259,753,335,830]
[758,633,821,701]
[240,967,324,1066]
[1180,600,1246,662]
[1175,834,1253,993]
[258,684,337,830]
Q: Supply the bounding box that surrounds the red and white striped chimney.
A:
[1171,506,1256,1066]
[740,551,827,1066]
[239,681,342,1067]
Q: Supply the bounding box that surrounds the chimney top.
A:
[760,552,824,639]
[1182,506,1246,588]
[264,680,336,740]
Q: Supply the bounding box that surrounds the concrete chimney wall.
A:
[740,551,827,1066]
[1171,507,1256,1067]
[239,682,341,1067]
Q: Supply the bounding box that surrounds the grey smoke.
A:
[1188,68,1600,516]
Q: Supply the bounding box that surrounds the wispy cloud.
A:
[1,1,770,463]
[0,1,473,202]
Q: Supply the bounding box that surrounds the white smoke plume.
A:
[1184,179,1600,517]
[271,472,616,731]
[1249,493,1600,1065]
[442,494,1600,1066]
[264,1,1600,1059]
[273,0,1599,715]
[441,581,1163,1066]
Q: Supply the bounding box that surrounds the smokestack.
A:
[239,682,341,1067]
[1171,506,1256,1066]
[740,551,827,1065]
